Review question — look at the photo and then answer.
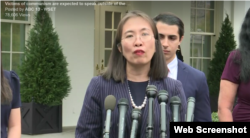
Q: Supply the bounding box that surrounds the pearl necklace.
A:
[127,78,150,110]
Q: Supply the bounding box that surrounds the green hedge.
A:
[212,112,219,122]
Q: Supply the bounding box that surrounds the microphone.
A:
[117,98,129,138]
[103,95,116,138]
[170,96,181,122]
[146,85,157,138]
[130,108,141,138]
[157,90,169,138]
[186,97,195,122]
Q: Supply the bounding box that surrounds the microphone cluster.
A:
[102,85,196,138]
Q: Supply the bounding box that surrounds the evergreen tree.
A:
[207,14,236,96]
[19,1,71,106]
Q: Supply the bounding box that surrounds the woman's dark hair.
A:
[102,10,168,83]
[234,8,250,83]
[1,40,12,104]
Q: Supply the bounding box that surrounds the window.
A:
[104,11,121,67]
[1,1,30,75]
[190,1,215,77]
[1,1,29,21]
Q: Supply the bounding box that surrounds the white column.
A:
[245,1,250,13]
[222,1,232,20]
[233,1,246,48]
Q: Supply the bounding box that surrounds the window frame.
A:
[1,0,31,73]
[190,1,216,76]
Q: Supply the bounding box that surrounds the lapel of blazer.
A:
[177,60,188,87]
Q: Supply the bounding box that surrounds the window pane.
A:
[203,59,211,77]
[206,1,214,9]
[14,1,29,21]
[1,23,11,51]
[205,10,214,32]
[203,35,211,57]
[196,9,205,32]
[192,58,202,71]
[105,50,111,67]
[113,31,116,46]
[12,53,24,75]
[190,35,193,57]
[105,31,112,48]
[191,34,203,57]
[191,9,196,32]
[191,1,196,7]
[105,11,112,29]
[197,1,205,8]
[2,53,10,70]
[114,12,121,29]
[12,23,25,52]
[1,1,14,20]
[114,31,116,40]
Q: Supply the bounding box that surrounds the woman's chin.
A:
[131,61,150,66]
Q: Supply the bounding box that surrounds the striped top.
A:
[75,76,187,138]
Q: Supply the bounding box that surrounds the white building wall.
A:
[52,3,95,127]
[222,1,247,48]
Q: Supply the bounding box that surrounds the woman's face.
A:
[119,16,156,67]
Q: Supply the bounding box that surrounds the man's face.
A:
[156,21,183,64]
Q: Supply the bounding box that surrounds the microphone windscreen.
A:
[146,85,158,98]
[170,96,181,104]
[146,85,157,91]
[158,90,168,103]
[188,97,195,103]
[118,98,129,106]
[131,108,141,120]
[158,90,168,96]
[105,95,116,111]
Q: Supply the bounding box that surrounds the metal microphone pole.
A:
[146,85,157,138]
[158,90,168,138]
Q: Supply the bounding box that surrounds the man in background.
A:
[153,12,212,121]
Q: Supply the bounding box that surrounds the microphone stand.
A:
[147,97,154,138]
[160,102,167,138]
[146,85,157,138]
[130,108,141,138]
[103,110,111,138]
[170,96,181,122]
[158,90,168,138]
[102,95,116,138]
[186,97,195,122]
[118,98,129,138]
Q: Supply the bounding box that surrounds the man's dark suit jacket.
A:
[177,59,212,122]
[75,76,187,138]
